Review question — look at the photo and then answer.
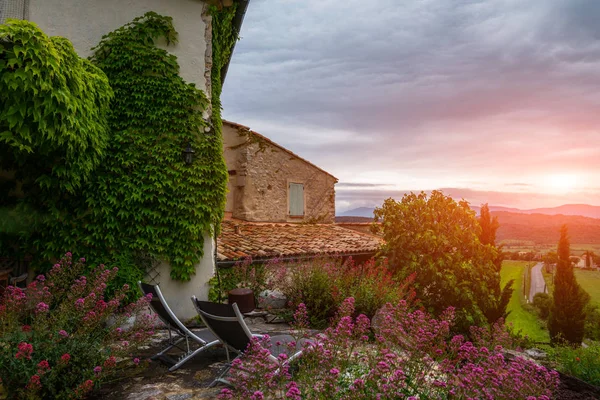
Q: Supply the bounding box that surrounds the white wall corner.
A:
[150,231,215,321]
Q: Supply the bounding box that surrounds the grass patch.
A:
[501,260,549,343]
[574,269,600,307]
[541,268,600,307]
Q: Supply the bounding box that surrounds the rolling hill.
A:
[339,204,600,220]
[337,204,600,245]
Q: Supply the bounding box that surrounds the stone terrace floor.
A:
[90,316,292,400]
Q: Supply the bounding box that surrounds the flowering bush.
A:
[546,342,600,386]
[219,299,559,399]
[0,253,156,399]
[269,257,415,328]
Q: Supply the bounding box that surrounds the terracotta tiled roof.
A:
[217,220,382,263]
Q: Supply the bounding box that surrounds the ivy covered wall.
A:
[1,2,241,298]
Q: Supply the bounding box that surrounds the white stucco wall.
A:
[152,232,215,320]
[28,0,208,91]
[27,0,215,318]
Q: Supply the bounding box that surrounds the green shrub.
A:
[0,254,156,399]
[208,258,268,304]
[270,257,415,329]
[547,342,600,386]
[585,305,600,341]
[533,292,552,320]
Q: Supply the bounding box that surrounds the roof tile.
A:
[217,220,382,262]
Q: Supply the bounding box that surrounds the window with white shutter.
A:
[0,0,28,24]
[289,183,304,216]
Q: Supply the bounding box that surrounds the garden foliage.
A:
[546,342,600,386]
[374,191,513,331]
[219,298,559,399]
[0,19,112,258]
[1,12,234,286]
[548,225,589,345]
[0,253,156,399]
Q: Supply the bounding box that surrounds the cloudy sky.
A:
[222,0,600,212]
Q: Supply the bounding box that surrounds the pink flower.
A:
[15,342,33,360]
[36,275,45,282]
[60,353,71,364]
[22,325,31,332]
[104,356,117,369]
[58,330,69,338]
[250,391,264,400]
[35,302,49,313]
[37,360,50,374]
[26,374,42,390]
[133,357,140,365]
[93,366,102,375]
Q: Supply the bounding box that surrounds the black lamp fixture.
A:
[183,142,195,165]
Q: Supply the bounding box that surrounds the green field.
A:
[500,260,549,342]
[500,242,600,257]
[541,268,600,308]
[574,270,600,307]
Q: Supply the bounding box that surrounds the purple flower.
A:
[250,391,264,400]
[93,366,102,375]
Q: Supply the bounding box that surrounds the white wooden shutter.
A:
[0,0,28,24]
[289,183,304,216]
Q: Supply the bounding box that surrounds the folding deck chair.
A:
[138,282,220,371]
[191,297,310,386]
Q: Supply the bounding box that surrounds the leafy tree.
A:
[374,191,513,331]
[532,292,552,320]
[543,251,558,269]
[0,19,112,257]
[548,225,589,345]
[478,204,500,247]
[583,251,594,269]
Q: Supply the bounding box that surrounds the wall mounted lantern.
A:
[183,142,195,165]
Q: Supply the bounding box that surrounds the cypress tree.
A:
[548,225,589,345]
[478,203,513,323]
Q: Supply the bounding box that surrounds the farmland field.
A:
[574,269,600,307]
[500,242,600,257]
[500,260,549,342]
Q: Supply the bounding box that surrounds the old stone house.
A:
[0,0,250,319]
[222,120,337,224]
[218,121,382,267]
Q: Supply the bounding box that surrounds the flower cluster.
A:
[0,253,157,399]
[267,257,417,328]
[219,299,559,399]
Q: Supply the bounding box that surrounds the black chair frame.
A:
[138,282,220,371]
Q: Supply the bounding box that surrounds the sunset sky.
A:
[222,0,600,212]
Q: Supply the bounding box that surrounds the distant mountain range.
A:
[338,204,600,219]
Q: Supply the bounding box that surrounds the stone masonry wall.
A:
[222,123,336,223]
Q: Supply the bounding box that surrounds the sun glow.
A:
[543,174,579,193]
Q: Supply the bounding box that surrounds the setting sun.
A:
[544,174,579,193]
